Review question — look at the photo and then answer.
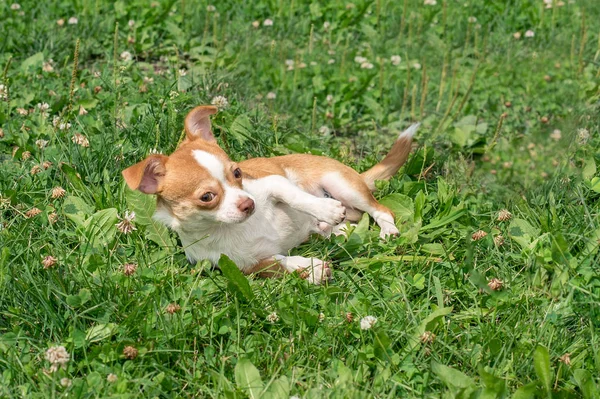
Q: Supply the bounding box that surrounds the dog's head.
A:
[122,106,255,229]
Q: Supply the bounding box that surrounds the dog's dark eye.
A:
[233,168,242,179]
[200,192,214,202]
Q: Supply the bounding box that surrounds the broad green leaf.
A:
[83,208,118,250]
[451,115,477,147]
[406,307,452,352]
[19,52,44,71]
[422,208,467,231]
[431,361,475,390]
[61,164,87,193]
[512,382,538,399]
[379,193,414,222]
[533,345,553,397]
[589,177,600,193]
[373,329,393,361]
[229,114,252,145]
[582,157,596,180]
[573,369,597,399]
[234,358,264,399]
[263,376,290,399]
[477,364,507,397]
[219,255,254,302]
[145,218,175,248]
[85,323,115,343]
[66,289,91,308]
[420,307,453,333]
[344,213,370,252]
[414,190,426,222]
[124,186,155,226]
[63,196,94,218]
[71,329,86,349]
[508,218,540,249]
[412,273,425,290]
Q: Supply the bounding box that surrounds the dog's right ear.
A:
[184,105,218,142]
[122,155,168,194]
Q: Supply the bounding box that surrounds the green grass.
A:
[1,0,600,397]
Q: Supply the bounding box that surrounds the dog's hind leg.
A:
[319,171,399,239]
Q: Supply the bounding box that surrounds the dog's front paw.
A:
[297,259,332,285]
[379,225,400,239]
[279,256,333,285]
[312,198,346,225]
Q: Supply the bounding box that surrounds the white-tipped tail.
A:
[398,123,420,139]
[361,123,420,191]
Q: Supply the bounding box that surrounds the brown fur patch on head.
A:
[150,139,244,220]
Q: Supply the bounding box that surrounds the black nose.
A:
[238,198,255,214]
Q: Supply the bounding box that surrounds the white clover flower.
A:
[266,312,279,323]
[128,19,135,28]
[179,69,187,76]
[513,32,522,39]
[326,94,333,103]
[11,3,21,10]
[360,62,374,69]
[525,30,535,38]
[68,17,78,24]
[412,62,422,69]
[71,133,89,146]
[263,19,273,26]
[37,102,50,111]
[360,315,377,330]
[36,139,49,149]
[60,378,72,387]
[42,62,54,72]
[577,128,590,144]
[45,346,70,371]
[354,56,367,64]
[328,59,335,64]
[210,95,229,110]
[318,312,325,322]
[390,55,401,66]
[424,0,437,4]
[550,129,562,141]
[285,59,294,70]
[252,20,260,28]
[56,19,65,26]
[266,92,276,100]
[143,76,154,84]
[120,51,133,61]
[0,84,7,100]
[323,21,331,30]
[59,122,72,131]
[318,126,331,135]
[206,5,216,12]
[116,211,136,234]
[107,373,118,383]
[468,16,477,23]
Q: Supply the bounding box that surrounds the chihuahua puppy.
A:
[123,106,418,284]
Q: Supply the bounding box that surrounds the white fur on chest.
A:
[155,177,319,271]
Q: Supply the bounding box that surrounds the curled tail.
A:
[361,123,419,191]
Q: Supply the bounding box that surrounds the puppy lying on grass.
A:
[123,106,418,284]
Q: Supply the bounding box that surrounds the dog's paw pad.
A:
[297,259,332,285]
[379,226,400,239]
[313,198,346,225]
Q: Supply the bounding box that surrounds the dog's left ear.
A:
[184,105,218,142]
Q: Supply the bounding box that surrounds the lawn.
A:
[1,0,599,397]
